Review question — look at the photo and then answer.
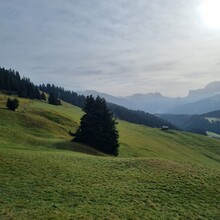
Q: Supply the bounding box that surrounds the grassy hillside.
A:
[1,94,220,219]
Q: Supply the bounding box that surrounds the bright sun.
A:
[200,0,220,28]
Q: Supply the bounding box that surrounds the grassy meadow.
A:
[0,94,220,219]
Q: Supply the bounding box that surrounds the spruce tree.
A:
[48,92,61,105]
[74,96,119,156]
[6,98,19,111]
[41,92,46,101]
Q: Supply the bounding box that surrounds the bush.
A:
[6,98,19,111]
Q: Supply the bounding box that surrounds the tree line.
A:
[39,84,85,107]
[0,67,41,100]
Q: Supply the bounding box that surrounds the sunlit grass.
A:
[0,94,220,219]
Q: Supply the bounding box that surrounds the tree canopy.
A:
[48,92,61,105]
[6,98,19,111]
[74,96,119,156]
[0,67,41,100]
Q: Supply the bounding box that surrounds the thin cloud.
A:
[0,0,220,97]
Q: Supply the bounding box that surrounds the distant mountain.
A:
[80,81,220,114]
[171,94,220,115]
[80,90,186,113]
[79,90,130,107]
[124,93,184,114]
[187,81,220,101]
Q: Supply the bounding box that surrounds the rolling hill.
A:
[1,93,220,219]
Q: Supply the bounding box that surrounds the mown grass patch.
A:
[0,149,220,220]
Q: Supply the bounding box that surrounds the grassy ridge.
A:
[0,94,220,219]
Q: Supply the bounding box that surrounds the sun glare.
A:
[200,0,220,28]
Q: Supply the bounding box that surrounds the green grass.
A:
[0,94,220,219]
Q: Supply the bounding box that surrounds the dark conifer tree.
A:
[41,92,46,101]
[74,96,119,156]
[48,92,61,105]
[6,98,19,111]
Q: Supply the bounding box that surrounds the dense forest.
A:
[108,102,176,129]
[0,67,41,100]
[159,114,220,135]
[39,84,85,107]
[203,110,220,118]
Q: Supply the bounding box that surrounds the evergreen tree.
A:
[6,98,19,111]
[41,92,46,101]
[74,96,119,156]
[48,92,61,105]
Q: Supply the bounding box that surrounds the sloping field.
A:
[0,94,220,219]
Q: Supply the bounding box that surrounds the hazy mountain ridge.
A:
[170,94,220,115]
[80,81,220,114]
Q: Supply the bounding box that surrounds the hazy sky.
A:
[0,0,220,97]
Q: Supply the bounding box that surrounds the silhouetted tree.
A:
[48,92,61,105]
[41,92,46,101]
[6,98,19,111]
[74,96,119,156]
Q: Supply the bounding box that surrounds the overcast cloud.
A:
[0,0,220,96]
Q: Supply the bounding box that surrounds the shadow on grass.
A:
[52,140,106,156]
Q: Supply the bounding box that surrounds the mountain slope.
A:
[0,94,220,165]
[80,81,220,114]
[171,94,220,114]
[1,94,220,219]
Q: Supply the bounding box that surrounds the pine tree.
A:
[6,98,19,111]
[74,96,119,156]
[48,92,61,105]
[41,92,46,101]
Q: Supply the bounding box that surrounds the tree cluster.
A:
[0,67,42,100]
[6,98,19,111]
[48,92,61,105]
[74,96,119,156]
[39,84,85,107]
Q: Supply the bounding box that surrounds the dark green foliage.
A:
[108,103,177,129]
[48,92,61,105]
[160,114,220,135]
[74,96,119,156]
[6,98,19,111]
[0,67,41,100]
[40,92,46,101]
[39,84,85,107]
[203,110,220,118]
